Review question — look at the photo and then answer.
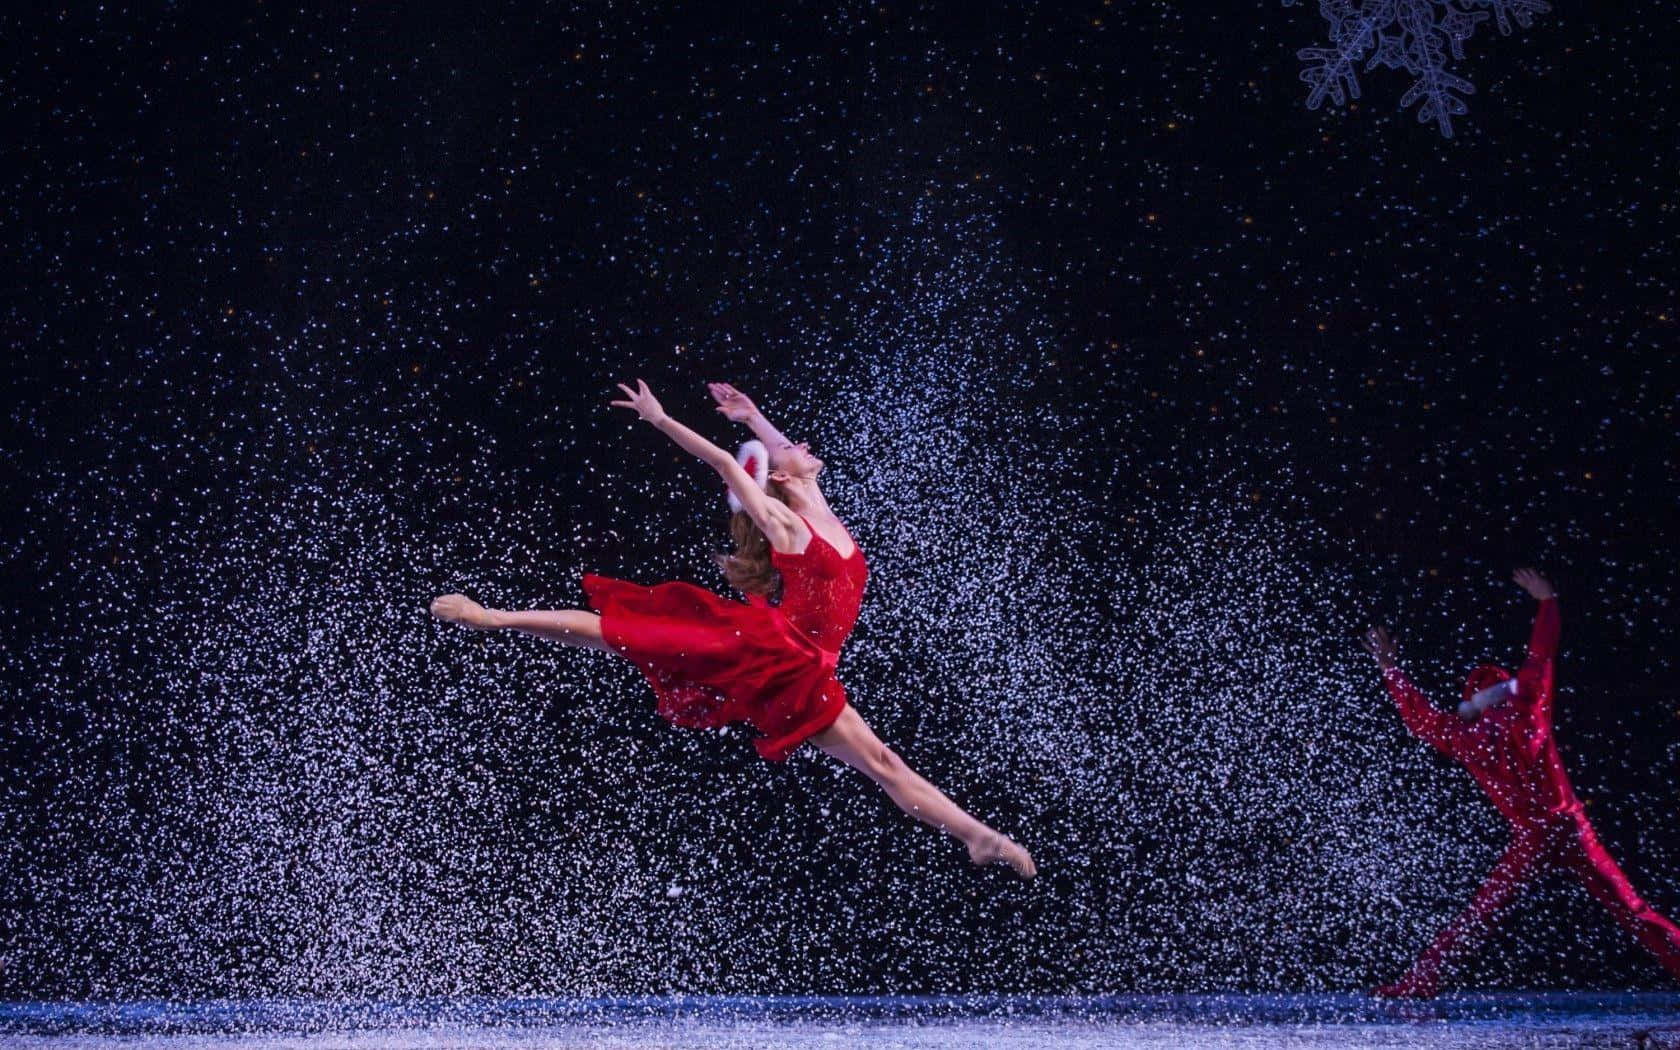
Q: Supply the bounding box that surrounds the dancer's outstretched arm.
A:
[1364,625,1460,756]
[709,382,794,449]
[1513,568,1559,730]
[612,379,803,550]
[1514,568,1559,665]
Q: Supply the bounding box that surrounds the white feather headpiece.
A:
[727,440,769,513]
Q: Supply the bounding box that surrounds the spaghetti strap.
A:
[791,514,860,560]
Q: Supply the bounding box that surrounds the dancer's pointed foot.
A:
[1373,975,1438,999]
[430,594,502,630]
[969,831,1037,879]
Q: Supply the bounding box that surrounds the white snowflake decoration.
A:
[1287,0,1551,137]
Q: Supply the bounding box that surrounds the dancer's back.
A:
[1446,693,1579,824]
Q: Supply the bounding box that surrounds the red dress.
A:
[581,517,868,761]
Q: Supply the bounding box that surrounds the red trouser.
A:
[1401,806,1680,988]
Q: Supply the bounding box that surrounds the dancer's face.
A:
[770,440,823,481]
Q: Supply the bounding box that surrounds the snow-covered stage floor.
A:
[5,993,1678,1048]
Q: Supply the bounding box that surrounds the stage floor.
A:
[4,993,1678,1048]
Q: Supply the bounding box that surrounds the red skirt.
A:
[581,573,847,761]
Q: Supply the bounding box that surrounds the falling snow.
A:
[2,0,1676,1021]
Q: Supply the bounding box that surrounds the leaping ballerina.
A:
[430,379,1036,878]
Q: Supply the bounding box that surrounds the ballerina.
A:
[1363,568,1680,997]
[431,379,1035,878]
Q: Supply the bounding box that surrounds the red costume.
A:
[582,517,868,761]
[1380,596,1680,995]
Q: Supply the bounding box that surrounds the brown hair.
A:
[715,480,789,601]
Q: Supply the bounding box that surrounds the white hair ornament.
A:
[727,440,769,513]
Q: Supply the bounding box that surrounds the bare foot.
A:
[429,594,501,630]
[969,831,1037,879]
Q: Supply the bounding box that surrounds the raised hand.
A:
[610,379,667,424]
[708,381,759,423]
[1513,568,1555,601]
[1361,625,1398,669]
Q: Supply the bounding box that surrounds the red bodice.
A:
[768,520,869,655]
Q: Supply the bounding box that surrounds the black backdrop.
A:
[2,2,1677,999]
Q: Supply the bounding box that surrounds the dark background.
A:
[1,1,1676,1000]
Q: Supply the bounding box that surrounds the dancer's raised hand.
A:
[708,381,758,423]
[1361,625,1398,669]
[610,379,667,424]
[1513,568,1555,601]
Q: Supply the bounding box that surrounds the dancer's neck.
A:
[780,476,827,516]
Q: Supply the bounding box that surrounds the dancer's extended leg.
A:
[811,704,1036,878]
[1565,817,1680,981]
[1377,829,1552,997]
[430,594,609,650]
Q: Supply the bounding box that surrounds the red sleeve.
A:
[1524,596,1559,666]
[1383,666,1460,757]
[1517,597,1559,730]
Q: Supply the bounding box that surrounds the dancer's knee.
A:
[867,744,907,788]
[562,610,606,647]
